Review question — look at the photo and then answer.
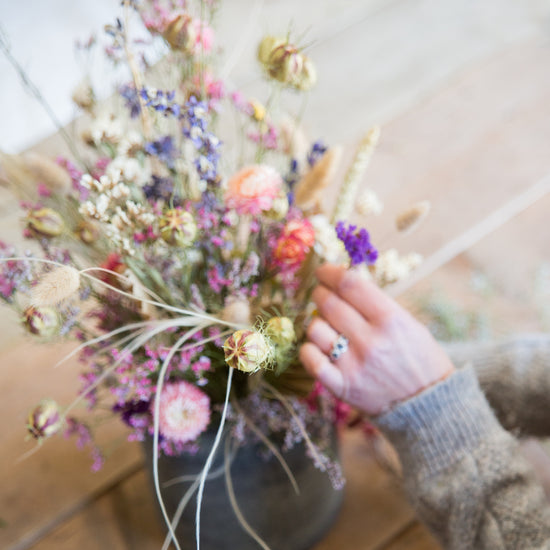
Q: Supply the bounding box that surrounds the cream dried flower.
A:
[310,214,345,263]
[396,201,431,233]
[357,189,383,216]
[31,266,81,306]
[71,78,95,111]
[371,249,422,287]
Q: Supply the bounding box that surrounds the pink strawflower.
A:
[158,381,210,444]
[225,165,284,215]
[272,218,315,270]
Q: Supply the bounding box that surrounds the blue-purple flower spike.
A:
[335,221,378,266]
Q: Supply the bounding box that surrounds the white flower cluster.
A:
[357,189,383,216]
[79,172,155,255]
[310,214,345,263]
[371,249,422,287]
[88,114,123,146]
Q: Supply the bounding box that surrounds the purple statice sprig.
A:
[119,84,141,119]
[139,89,222,186]
[335,221,378,267]
[144,136,176,169]
[140,88,182,117]
[307,140,328,167]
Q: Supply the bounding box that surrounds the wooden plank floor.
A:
[2,1,550,548]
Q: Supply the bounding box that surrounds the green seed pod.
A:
[163,14,197,53]
[26,208,65,238]
[23,305,60,338]
[266,316,296,349]
[159,208,197,247]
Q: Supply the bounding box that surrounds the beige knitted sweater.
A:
[375,334,550,549]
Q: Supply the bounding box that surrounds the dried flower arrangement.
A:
[0,1,429,547]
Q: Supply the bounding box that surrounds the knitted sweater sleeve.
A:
[375,368,550,549]
[444,334,550,436]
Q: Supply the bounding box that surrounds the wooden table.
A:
[2,1,550,548]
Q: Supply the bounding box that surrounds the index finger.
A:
[315,263,396,323]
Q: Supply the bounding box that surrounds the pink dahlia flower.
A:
[225,165,284,215]
[158,381,211,444]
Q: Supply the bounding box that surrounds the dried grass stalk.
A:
[31,266,80,306]
[0,151,72,197]
[332,126,380,223]
[293,147,342,210]
[395,200,431,233]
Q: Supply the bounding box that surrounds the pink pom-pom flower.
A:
[157,381,211,444]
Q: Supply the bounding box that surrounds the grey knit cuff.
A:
[375,367,503,478]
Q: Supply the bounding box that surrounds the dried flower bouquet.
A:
[0,1,428,547]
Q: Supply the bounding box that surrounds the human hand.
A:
[299,264,455,415]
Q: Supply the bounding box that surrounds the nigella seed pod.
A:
[258,35,285,65]
[26,208,65,238]
[266,317,295,348]
[76,221,100,244]
[23,306,59,338]
[268,44,301,83]
[223,330,271,373]
[162,13,197,53]
[27,399,63,440]
[260,38,317,91]
[159,208,197,247]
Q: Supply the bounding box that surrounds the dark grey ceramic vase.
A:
[143,430,343,549]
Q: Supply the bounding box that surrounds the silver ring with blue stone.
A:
[329,334,349,361]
